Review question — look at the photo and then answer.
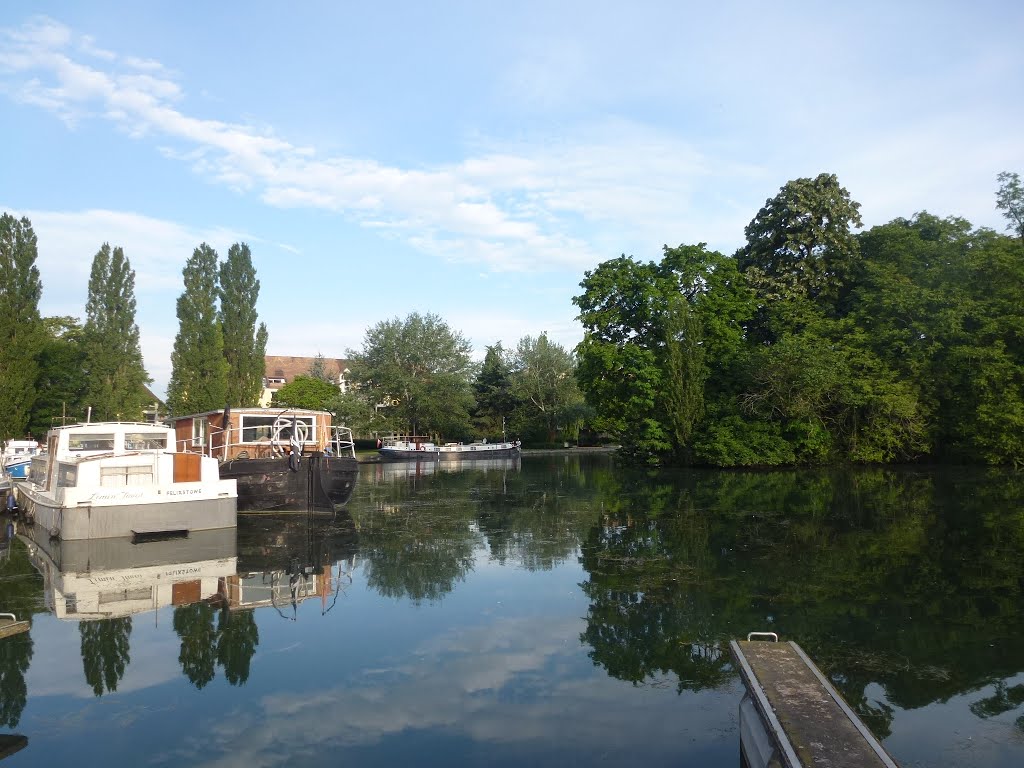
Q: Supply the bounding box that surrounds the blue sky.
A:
[2,2,1022,398]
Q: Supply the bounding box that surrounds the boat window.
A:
[125,433,168,450]
[68,433,115,451]
[192,418,208,447]
[101,465,155,487]
[239,414,316,444]
[56,464,77,488]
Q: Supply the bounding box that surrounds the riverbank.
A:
[355,445,618,463]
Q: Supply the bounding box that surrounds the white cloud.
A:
[0,16,731,273]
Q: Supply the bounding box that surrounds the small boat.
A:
[14,422,237,541]
[170,407,359,513]
[378,434,522,462]
[1,439,41,480]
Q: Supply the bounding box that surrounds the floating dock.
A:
[731,633,899,768]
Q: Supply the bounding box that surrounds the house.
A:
[260,355,351,407]
[142,384,167,423]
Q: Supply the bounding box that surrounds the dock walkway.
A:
[731,636,899,768]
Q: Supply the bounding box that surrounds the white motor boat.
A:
[15,422,237,540]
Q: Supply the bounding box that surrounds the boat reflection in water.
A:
[19,524,237,621]
[367,456,521,484]
[227,512,359,620]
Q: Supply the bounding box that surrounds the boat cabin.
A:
[171,408,354,461]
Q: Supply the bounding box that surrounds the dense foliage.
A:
[167,244,228,415]
[220,243,268,408]
[0,214,44,440]
[575,173,1024,466]
[347,312,477,438]
[82,243,150,421]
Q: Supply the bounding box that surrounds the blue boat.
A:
[2,439,40,480]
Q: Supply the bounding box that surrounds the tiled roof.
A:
[264,355,350,385]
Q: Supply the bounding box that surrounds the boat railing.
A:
[177,423,356,461]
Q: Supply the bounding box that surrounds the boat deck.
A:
[730,638,898,768]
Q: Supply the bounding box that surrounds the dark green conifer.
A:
[167,244,228,415]
[0,214,45,440]
[220,243,268,407]
[82,244,150,421]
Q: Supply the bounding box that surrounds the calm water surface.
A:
[0,456,1023,766]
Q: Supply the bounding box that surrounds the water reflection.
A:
[232,513,358,619]
[0,460,1021,766]
[365,457,521,484]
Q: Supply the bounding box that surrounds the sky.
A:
[1,1,1022,398]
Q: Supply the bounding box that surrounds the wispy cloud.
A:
[0,16,737,272]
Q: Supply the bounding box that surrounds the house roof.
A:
[264,355,350,384]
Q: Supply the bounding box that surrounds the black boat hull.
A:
[219,454,358,512]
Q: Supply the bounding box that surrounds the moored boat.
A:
[378,434,521,462]
[14,422,237,540]
[2,439,42,480]
[171,407,358,513]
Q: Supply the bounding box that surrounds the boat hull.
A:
[219,453,358,512]
[15,489,237,540]
[379,445,521,462]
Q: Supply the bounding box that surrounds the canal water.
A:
[0,456,1022,766]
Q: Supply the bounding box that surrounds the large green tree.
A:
[80,618,132,696]
[509,333,586,444]
[996,171,1024,242]
[575,244,751,463]
[472,342,518,439]
[738,172,862,340]
[82,244,150,421]
[28,316,88,435]
[348,312,475,438]
[220,243,268,407]
[0,214,45,440]
[167,244,228,415]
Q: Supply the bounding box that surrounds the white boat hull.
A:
[16,484,237,540]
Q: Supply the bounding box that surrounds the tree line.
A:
[575,171,1024,466]
[274,312,588,446]
[0,215,268,439]
[0,219,152,438]
[6,168,1022,462]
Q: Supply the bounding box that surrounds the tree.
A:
[220,243,268,407]
[348,312,475,438]
[82,244,150,421]
[273,375,339,411]
[574,244,750,463]
[79,618,132,696]
[308,353,334,383]
[329,390,385,436]
[27,316,88,435]
[472,343,518,439]
[509,333,585,444]
[996,171,1024,242]
[167,244,228,415]
[738,173,863,338]
[174,602,218,689]
[0,214,45,440]
[216,608,259,686]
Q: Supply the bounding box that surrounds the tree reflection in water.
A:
[80,618,131,696]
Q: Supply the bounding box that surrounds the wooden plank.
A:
[0,616,30,640]
[732,640,898,768]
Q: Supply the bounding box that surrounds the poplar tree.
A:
[82,244,150,421]
[0,214,45,440]
[167,244,229,415]
[220,243,268,407]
